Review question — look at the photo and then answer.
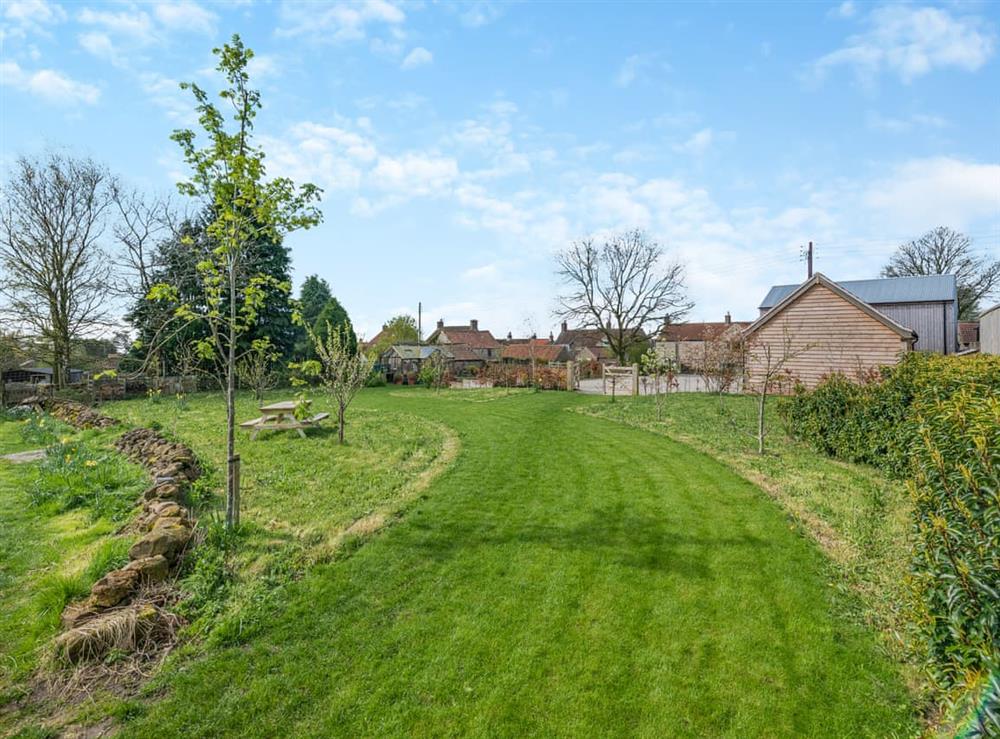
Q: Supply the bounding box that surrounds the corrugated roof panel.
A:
[759,274,957,309]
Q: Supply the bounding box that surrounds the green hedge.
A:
[780,353,1000,478]
[780,353,1000,717]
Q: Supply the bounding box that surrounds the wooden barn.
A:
[745,273,917,390]
[758,273,958,354]
[981,303,1000,355]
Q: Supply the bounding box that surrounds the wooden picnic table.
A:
[240,400,329,440]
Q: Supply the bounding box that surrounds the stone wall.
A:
[54,428,201,664]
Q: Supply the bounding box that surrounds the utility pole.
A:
[800,241,814,279]
[418,301,422,344]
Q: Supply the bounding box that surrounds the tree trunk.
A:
[225,258,237,529]
[338,403,345,444]
[757,388,766,455]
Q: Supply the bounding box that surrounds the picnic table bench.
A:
[240,400,329,440]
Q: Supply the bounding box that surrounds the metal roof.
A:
[390,345,441,360]
[759,274,957,309]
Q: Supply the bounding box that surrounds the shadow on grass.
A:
[403,504,773,579]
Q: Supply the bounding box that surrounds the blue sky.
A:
[2,0,999,339]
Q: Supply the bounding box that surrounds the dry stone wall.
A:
[54,428,202,664]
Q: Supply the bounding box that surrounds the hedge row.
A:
[780,353,1000,478]
[780,353,1000,714]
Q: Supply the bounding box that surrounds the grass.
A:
[102,388,917,737]
[98,391,453,651]
[578,393,919,682]
[0,420,141,707]
[104,391,449,534]
[388,387,532,402]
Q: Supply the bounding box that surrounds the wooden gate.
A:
[602,364,639,397]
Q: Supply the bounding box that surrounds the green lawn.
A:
[580,393,917,676]
[106,388,916,737]
[104,392,451,535]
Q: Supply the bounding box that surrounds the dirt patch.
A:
[0,449,46,463]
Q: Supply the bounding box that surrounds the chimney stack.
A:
[470,319,478,331]
[561,321,568,333]
[549,331,554,342]
[507,331,512,340]
[724,312,731,324]
[436,319,444,329]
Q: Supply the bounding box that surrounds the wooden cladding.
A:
[745,283,910,390]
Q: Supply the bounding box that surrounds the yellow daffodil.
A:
[84,460,98,468]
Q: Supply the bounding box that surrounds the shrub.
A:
[781,352,1000,719]
[907,390,999,700]
[781,353,1000,477]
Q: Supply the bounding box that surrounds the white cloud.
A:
[277,0,405,41]
[460,1,504,28]
[1,60,100,104]
[140,72,196,121]
[867,110,948,133]
[370,152,458,195]
[77,7,155,45]
[78,31,126,67]
[829,1,856,20]
[153,1,216,35]
[3,0,65,27]
[674,128,714,156]
[864,157,1000,232]
[247,54,280,79]
[616,53,648,87]
[401,46,432,70]
[810,5,996,85]
[462,262,499,280]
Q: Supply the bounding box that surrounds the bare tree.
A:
[743,327,811,455]
[0,153,116,388]
[695,333,745,397]
[110,184,179,299]
[556,229,692,363]
[236,338,279,401]
[0,332,27,410]
[882,226,1000,320]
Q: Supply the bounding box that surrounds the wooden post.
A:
[230,454,241,528]
[631,363,640,397]
[566,360,574,391]
[602,363,607,395]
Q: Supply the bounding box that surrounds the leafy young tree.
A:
[369,314,419,358]
[296,320,371,444]
[236,338,279,401]
[0,153,116,388]
[126,207,298,374]
[418,349,448,391]
[150,35,322,529]
[556,229,692,364]
[882,226,1000,320]
[640,347,678,421]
